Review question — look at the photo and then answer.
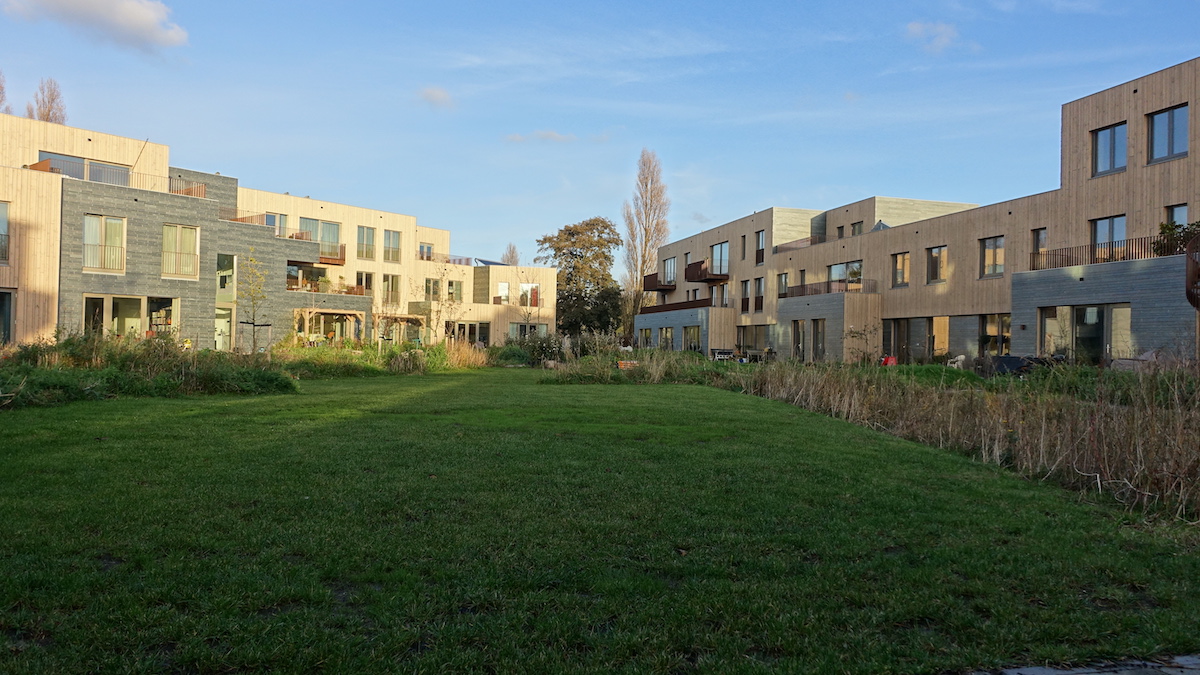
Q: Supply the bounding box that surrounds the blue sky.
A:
[2,0,1199,262]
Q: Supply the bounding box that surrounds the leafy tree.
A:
[535,217,622,335]
[26,78,66,124]
[1153,220,1200,256]
[237,248,268,353]
[621,148,670,332]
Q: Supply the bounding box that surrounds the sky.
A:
[2,0,1200,263]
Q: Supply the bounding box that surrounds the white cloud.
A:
[505,130,577,143]
[418,86,455,109]
[2,0,186,51]
[906,21,960,54]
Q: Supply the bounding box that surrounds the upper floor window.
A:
[419,242,434,261]
[424,278,440,301]
[777,272,789,297]
[384,230,401,262]
[892,252,910,288]
[264,213,288,236]
[684,252,691,265]
[447,280,463,302]
[0,202,8,263]
[382,274,401,304]
[851,221,864,236]
[1167,204,1189,225]
[926,246,947,284]
[1092,122,1127,176]
[357,226,376,260]
[663,257,676,284]
[356,272,374,295]
[754,230,766,265]
[162,224,199,279]
[836,225,845,239]
[1149,105,1188,162]
[980,235,1005,277]
[519,283,540,307]
[83,214,125,273]
[710,241,729,275]
[1031,228,1048,255]
[828,260,862,283]
[1092,215,1126,245]
[497,281,510,303]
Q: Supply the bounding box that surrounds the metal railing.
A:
[161,251,199,277]
[319,242,346,264]
[643,272,676,291]
[1029,235,1184,271]
[83,244,125,272]
[782,279,879,297]
[383,247,402,262]
[420,251,474,266]
[218,207,267,226]
[357,243,376,259]
[31,158,207,198]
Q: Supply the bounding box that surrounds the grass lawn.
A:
[2,369,1198,673]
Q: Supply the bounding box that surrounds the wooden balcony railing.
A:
[319,242,346,265]
[83,244,125,272]
[1029,235,1185,271]
[685,259,729,282]
[644,272,676,292]
[782,279,879,297]
[638,298,717,315]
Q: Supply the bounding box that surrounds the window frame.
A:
[161,223,200,280]
[891,252,910,288]
[926,245,947,284]
[1167,204,1189,225]
[1091,122,1127,177]
[979,235,1005,278]
[710,241,729,275]
[83,214,127,274]
[0,202,8,264]
[663,257,676,284]
[357,226,376,260]
[383,230,401,262]
[1148,104,1188,163]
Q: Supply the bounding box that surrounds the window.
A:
[836,225,845,239]
[357,226,376,259]
[684,252,691,265]
[1092,122,1127,176]
[1092,215,1126,245]
[447,280,463,302]
[851,221,864,236]
[755,230,765,265]
[828,260,863,283]
[979,314,1011,356]
[740,235,746,260]
[1039,304,1132,362]
[265,213,289,237]
[980,235,1005,277]
[83,214,125,272]
[712,283,728,308]
[509,323,548,339]
[82,295,175,338]
[356,272,374,296]
[659,326,674,350]
[0,202,8,263]
[216,254,235,304]
[497,282,510,304]
[1031,228,1048,255]
[384,230,401,262]
[740,279,750,313]
[382,274,401,304]
[519,283,540,307]
[424,278,439,301]
[711,241,729,274]
[892,252,910,288]
[926,246,947,283]
[1149,105,1188,162]
[638,327,651,347]
[0,290,10,343]
[663,257,676,284]
[38,151,129,187]
[299,217,320,241]
[777,272,789,298]
[813,319,826,361]
[161,224,199,278]
[753,277,764,312]
[419,242,434,261]
[319,220,341,259]
[683,326,701,352]
[1167,204,1189,225]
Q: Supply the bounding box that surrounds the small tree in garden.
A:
[238,248,268,353]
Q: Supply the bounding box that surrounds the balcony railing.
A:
[83,244,125,272]
[638,298,716,315]
[383,247,402,262]
[382,291,402,305]
[685,259,729,283]
[287,281,369,296]
[161,251,199,278]
[319,242,346,265]
[30,158,207,198]
[357,243,376,259]
[775,234,827,252]
[218,207,267,226]
[1029,235,1185,271]
[420,251,475,266]
[0,233,7,262]
[782,279,879,297]
[644,272,676,292]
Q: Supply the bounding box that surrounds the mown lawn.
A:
[1,369,1198,673]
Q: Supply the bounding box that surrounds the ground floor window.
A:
[448,321,491,346]
[638,327,651,347]
[83,295,178,339]
[812,319,825,362]
[683,325,701,352]
[509,323,548,339]
[1039,303,1132,363]
[791,319,806,361]
[979,313,1011,357]
[883,316,949,363]
[659,326,674,350]
[736,324,769,352]
[0,290,11,343]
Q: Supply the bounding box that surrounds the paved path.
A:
[972,655,1200,675]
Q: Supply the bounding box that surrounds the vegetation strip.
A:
[2,370,1199,673]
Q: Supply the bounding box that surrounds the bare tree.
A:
[26,78,66,124]
[501,242,521,266]
[621,148,671,331]
[0,70,12,115]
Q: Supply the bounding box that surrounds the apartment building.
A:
[636,58,1200,363]
[0,114,555,348]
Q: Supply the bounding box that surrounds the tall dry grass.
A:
[732,362,1200,518]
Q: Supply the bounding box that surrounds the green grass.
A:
[2,370,1199,673]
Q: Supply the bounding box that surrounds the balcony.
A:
[83,244,125,272]
[357,243,376,260]
[287,280,369,296]
[639,297,726,315]
[1029,235,1185,271]
[30,158,207,198]
[419,251,475,266]
[782,279,879,297]
[643,272,676,292]
[161,251,199,278]
[775,234,827,253]
[685,259,729,283]
[319,242,346,265]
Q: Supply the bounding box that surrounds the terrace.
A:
[1029,235,1188,271]
[781,279,880,297]
[29,157,207,197]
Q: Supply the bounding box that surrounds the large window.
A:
[384,230,401,262]
[161,224,199,278]
[83,214,125,272]
[892,252,910,288]
[519,283,540,307]
[424,278,439,301]
[0,202,8,263]
[828,260,863,283]
[979,313,1011,356]
[1092,215,1126,246]
[356,272,374,296]
[659,326,675,350]
[851,221,864,236]
[83,295,176,338]
[1092,122,1127,176]
[753,277,764,312]
[382,274,401,304]
[663,257,676,284]
[419,242,434,261]
[0,291,9,343]
[926,246,947,284]
[357,226,376,260]
[755,230,766,265]
[683,326,701,352]
[1167,204,1189,225]
[497,282,510,304]
[979,235,1005,277]
[1149,105,1188,162]
[1040,304,1132,363]
[265,213,288,237]
[447,280,463,302]
[638,327,651,347]
[777,272,789,297]
[711,241,729,275]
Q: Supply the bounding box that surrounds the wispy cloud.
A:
[1,0,186,51]
[691,212,711,225]
[505,130,577,143]
[418,86,455,109]
[906,21,961,54]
